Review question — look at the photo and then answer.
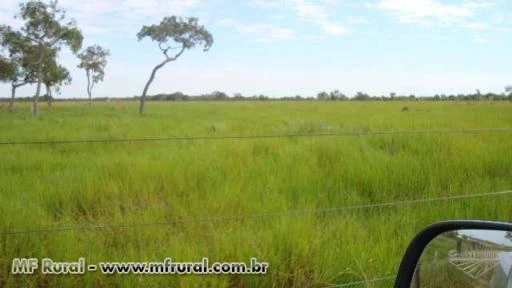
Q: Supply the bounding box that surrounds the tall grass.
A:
[0,101,511,287]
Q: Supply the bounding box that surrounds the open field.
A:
[1,101,512,287]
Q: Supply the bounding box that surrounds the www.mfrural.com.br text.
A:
[11,257,269,275]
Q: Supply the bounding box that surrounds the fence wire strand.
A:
[2,189,511,236]
[0,127,511,146]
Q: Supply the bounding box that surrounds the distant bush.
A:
[353,92,371,101]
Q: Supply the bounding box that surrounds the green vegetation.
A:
[1,101,511,287]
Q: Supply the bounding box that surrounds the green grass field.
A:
[1,101,511,287]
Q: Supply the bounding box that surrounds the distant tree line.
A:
[315,89,512,101]
[7,88,509,103]
[140,89,512,101]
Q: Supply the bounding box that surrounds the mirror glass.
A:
[411,229,512,288]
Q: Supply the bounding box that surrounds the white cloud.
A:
[0,0,23,28]
[0,10,19,27]
[217,18,238,27]
[59,0,118,15]
[374,0,511,36]
[491,13,507,24]
[347,16,369,25]
[474,35,488,43]
[289,0,347,35]
[1,0,206,38]
[248,0,347,35]
[375,0,493,25]
[324,0,341,5]
[217,18,295,42]
[465,22,490,30]
[245,25,296,42]
[120,0,201,17]
[248,0,282,8]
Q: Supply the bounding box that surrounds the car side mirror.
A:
[394,221,512,288]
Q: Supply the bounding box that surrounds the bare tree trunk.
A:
[9,84,16,112]
[10,82,28,112]
[34,78,42,115]
[140,47,185,115]
[140,61,167,115]
[33,51,45,115]
[46,83,52,111]
[86,70,92,107]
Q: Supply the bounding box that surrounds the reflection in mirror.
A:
[411,229,512,288]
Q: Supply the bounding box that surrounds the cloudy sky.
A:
[1,0,511,98]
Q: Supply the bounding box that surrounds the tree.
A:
[137,16,213,115]
[42,54,71,110]
[476,89,482,101]
[317,91,329,100]
[354,92,371,101]
[78,45,109,106]
[0,25,40,112]
[329,90,347,101]
[211,91,228,100]
[0,25,38,111]
[18,0,83,115]
[0,56,16,89]
[1,34,68,111]
[0,56,16,80]
[0,55,17,109]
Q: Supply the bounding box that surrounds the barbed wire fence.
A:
[0,127,511,146]
[2,189,511,235]
[2,128,512,286]
[5,190,511,286]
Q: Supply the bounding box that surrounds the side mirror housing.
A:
[395,220,512,288]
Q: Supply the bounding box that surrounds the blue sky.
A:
[1,0,511,98]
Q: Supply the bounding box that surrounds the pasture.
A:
[1,101,511,287]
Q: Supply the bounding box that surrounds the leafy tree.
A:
[0,25,38,111]
[165,91,187,101]
[354,92,371,101]
[42,54,71,110]
[0,55,16,108]
[78,45,109,106]
[329,90,347,101]
[18,0,83,114]
[258,94,268,101]
[317,91,329,100]
[0,56,17,102]
[0,56,16,81]
[211,91,228,100]
[137,16,213,115]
